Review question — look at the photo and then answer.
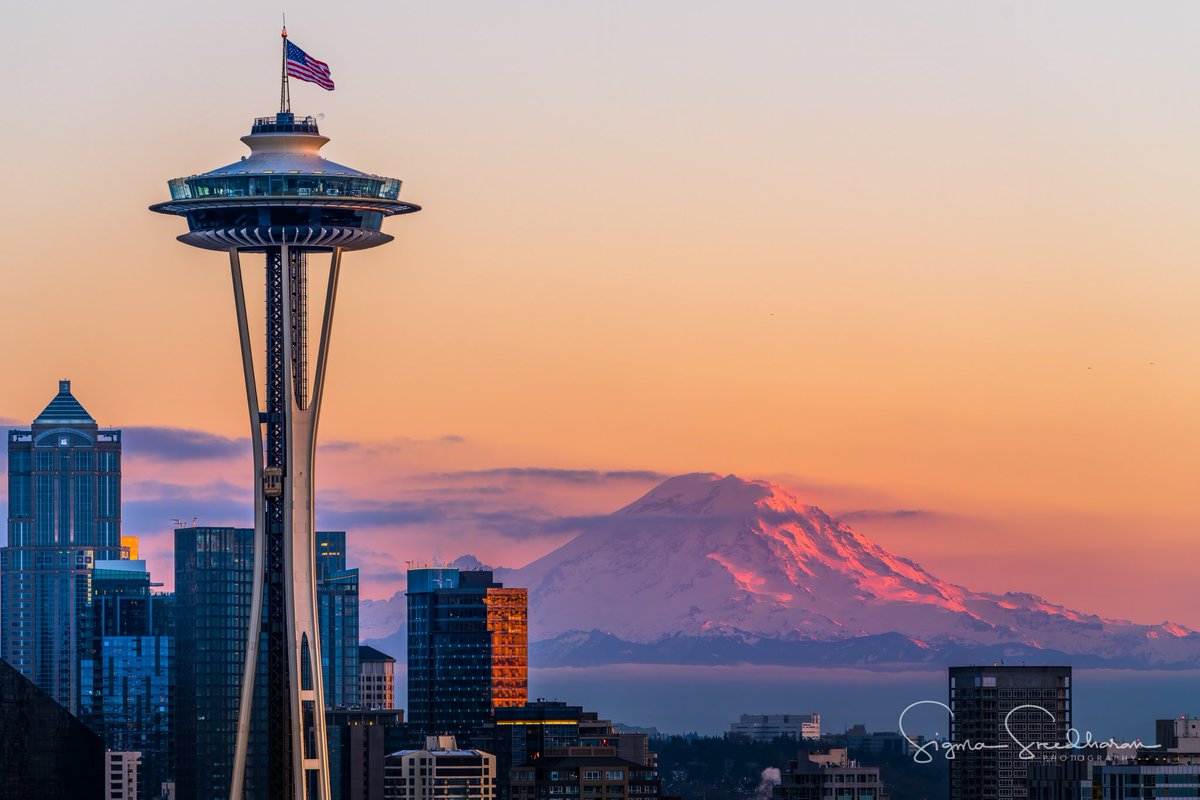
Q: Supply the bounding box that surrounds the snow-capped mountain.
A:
[367,473,1200,668]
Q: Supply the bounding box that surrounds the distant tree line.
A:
[653,735,948,800]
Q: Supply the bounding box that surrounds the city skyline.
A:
[1,0,1198,637]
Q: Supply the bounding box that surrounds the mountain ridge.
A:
[364,472,1199,668]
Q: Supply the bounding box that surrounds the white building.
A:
[730,713,821,742]
[360,644,397,709]
[773,749,887,800]
[105,751,141,800]
[384,736,496,800]
[1158,717,1200,755]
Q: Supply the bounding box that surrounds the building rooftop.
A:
[33,380,96,427]
[358,645,395,663]
[526,754,647,769]
[250,113,321,135]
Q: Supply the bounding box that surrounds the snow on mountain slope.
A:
[504,473,1198,665]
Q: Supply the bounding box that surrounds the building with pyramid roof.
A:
[1,380,123,714]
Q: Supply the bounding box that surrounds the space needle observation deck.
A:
[151,111,419,251]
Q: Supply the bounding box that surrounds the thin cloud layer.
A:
[425,467,669,484]
[123,427,248,461]
[838,509,938,522]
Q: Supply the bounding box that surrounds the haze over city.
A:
[2,0,1197,636]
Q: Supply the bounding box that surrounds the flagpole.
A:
[280,18,291,114]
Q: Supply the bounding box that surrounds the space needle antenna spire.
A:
[280,15,291,113]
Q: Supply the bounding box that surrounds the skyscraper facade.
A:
[317,531,360,709]
[948,665,1072,800]
[1,379,123,714]
[174,526,256,800]
[0,657,105,800]
[85,559,175,800]
[407,569,528,741]
[175,527,366,800]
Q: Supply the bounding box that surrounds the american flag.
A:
[286,40,334,91]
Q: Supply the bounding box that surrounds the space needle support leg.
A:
[303,246,340,800]
[229,248,266,800]
[310,247,341,425]
[282,240,334,800]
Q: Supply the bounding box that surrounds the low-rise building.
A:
[1028,759,1098,800]
[511,747,662,800]
[384,736,496,800]
[773,748,888,800]
[359,645,397,710]
[481,700,660,796]
[106,751,141,800]
[328,707,408,800]
[1093,764,1200,798]
[1156,717,1200,757]
[838,725,910,757]
[730,713,821,742]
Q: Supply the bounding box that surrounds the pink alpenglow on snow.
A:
[494,473,1199,668]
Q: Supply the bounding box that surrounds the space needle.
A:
[151,28,420,800]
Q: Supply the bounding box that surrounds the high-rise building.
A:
[406,569,528,741]
[772,749,887,800]
[175,526,369,800]
[0,656,105,799]
[326,707,407,800]
[948,665,1072,800]
[729,713,821,742]
[318,531,360,709]
[174,526,255,800]
[84,559,175,800]
[384,737,496,800]
[359,646,396,710]
[1,379,123,713]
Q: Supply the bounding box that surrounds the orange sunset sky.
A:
[1,2,1197,627]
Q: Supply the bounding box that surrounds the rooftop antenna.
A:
[280,14,291,114]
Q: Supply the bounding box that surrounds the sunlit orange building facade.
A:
[485,587,528,710]
[407,568,527,741]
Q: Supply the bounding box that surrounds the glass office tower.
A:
[175,526,257,800]
[407,569,528,741]
[1,379,123,714]
[0,657,105,799]
[316,532,360,709]
[85,559,175,800]
[175,528,361,800]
